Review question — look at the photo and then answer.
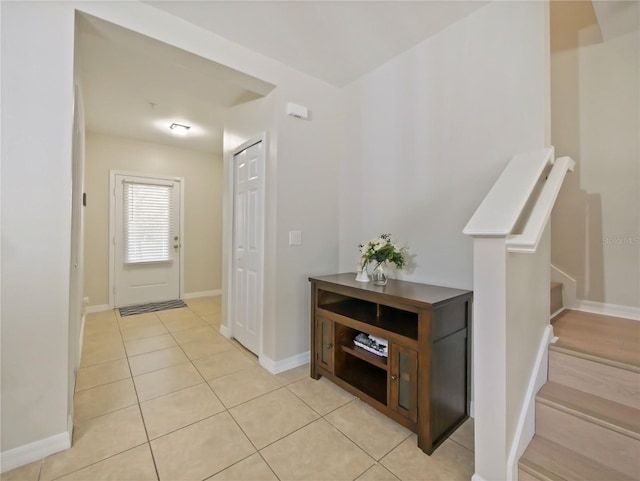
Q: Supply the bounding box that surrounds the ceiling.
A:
[79,1,488,154]
[77,14,272,154]
[144,1,488,87]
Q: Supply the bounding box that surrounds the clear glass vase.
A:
[371,262,388,286]
[355,269,370,282]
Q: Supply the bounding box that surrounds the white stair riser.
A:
[549,350,640,409]
[536,403,640,479]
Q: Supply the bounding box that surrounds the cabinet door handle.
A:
[325,343,333,349]
[390,375,397,381]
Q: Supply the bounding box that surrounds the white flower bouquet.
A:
[358,233,407,271]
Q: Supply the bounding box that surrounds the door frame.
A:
[108,170,185,309]
[68,84,85,432]
[222,134,266,358]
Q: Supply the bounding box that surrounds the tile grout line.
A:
[449,436,474,454]
[115,309,161,481]
[46,444,151,481]
[219,382,327,457]
[256,451,282,481]
[185,298,283,480]
[56,299,469,481]
[34,303,219,481]
[216,412,282,480]
[60,308,155,480]
[130,303,236,448]
[74,372,131,394]
[283,377,356,418]
[158,306,240,377]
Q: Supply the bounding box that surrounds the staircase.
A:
[519,309,640,480]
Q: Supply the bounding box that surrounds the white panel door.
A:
[113,174,181,307]
[232,141,264,355]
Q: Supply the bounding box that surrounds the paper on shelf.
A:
[354,332,388,357]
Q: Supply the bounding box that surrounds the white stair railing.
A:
[507,156,576,253]
[463,147,574,481]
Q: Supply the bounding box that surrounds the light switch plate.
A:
[289,230,302,246]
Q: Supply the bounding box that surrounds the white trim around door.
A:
[109,170,185,309]
[224,134,266,358]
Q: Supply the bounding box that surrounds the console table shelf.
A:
[340,344,389,371]
[309,273,472,455]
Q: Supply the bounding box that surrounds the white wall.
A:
[1,0,342,461]
[272,82,342,362]
[84,132,223,306]
[1,0,74,453]
[223,78,342,365]
[340,4,550,479]
[224,94,279,360]
[339,2,549,290]
[551,1,640,309]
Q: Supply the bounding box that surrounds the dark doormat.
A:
[119,299,187,317]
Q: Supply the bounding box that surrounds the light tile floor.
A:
[2,296,474,481]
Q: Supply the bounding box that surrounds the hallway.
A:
[2,297,474,481]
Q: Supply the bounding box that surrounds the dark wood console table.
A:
[309,273,472,455]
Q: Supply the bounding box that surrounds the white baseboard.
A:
[0,430,71,473]
[183,290,221,299]
[85,304,111,314]
[550,307,565,319]
[471,475,489,481]
[576,299,640,321]
[259,351,310,375]
[219,324,231,339]
[506,324,554,480]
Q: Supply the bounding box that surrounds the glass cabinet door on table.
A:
[389,344,418,422]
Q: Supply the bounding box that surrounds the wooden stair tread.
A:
[538,382,640,440]
[520,436,636,481]
[550,309,640,370]
[550,342,640,373]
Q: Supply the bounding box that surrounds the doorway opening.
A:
[109,171,184,308]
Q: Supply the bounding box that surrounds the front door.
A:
[113,173,182,307]
[232,140,264,355]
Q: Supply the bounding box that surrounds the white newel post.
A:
[471,237,510,481]
[464,149,573,481]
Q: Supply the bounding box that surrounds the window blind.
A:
[123,181,173,264]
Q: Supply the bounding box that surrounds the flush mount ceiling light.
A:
[169,123,190,136]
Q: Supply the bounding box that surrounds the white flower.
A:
[358,233,408,271]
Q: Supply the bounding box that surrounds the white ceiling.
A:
[79,1,488,154]
[78,14,272,154]
[145,1,488,87]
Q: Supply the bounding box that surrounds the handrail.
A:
[464,147,575,481]
[507,156,575,253]
[463,148,554,238]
